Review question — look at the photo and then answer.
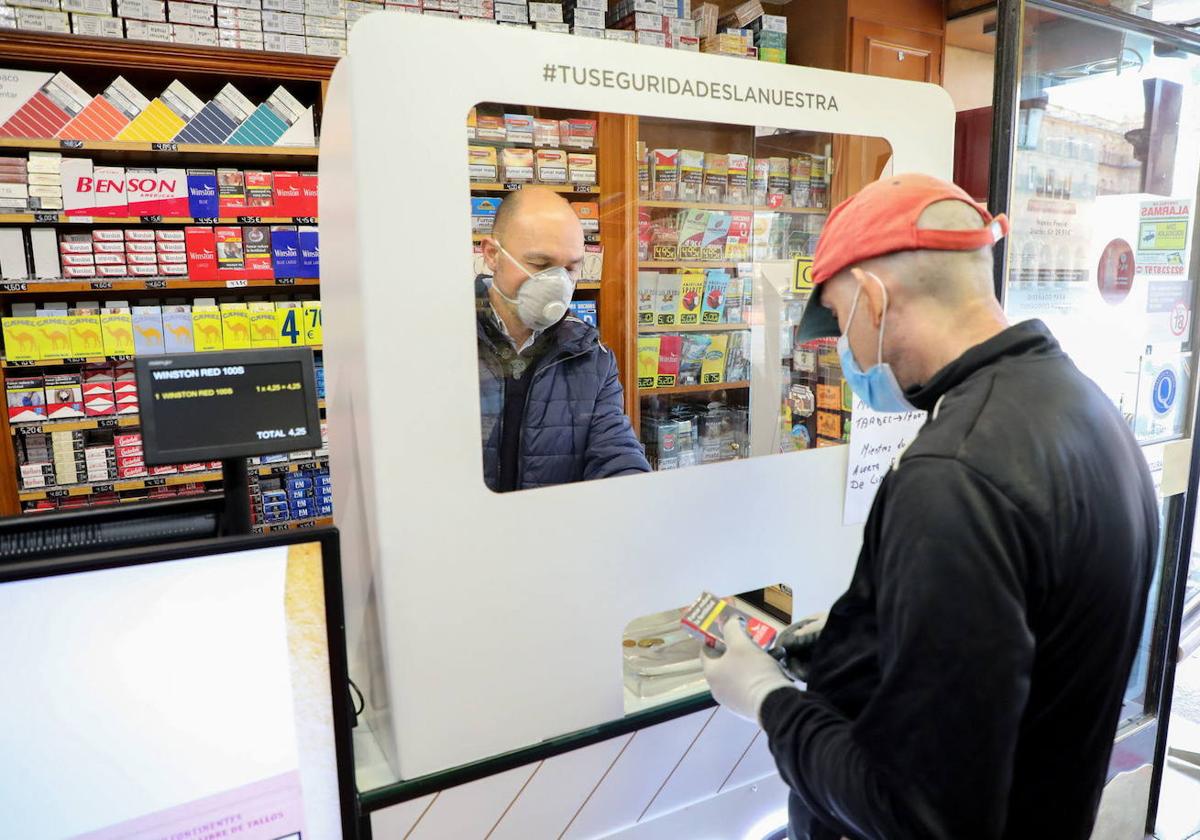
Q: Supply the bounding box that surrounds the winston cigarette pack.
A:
[681,592,777,651]
[270,225,300,276]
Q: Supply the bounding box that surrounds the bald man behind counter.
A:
[476,186,650,492]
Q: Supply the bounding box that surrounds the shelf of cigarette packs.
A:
[468,106,605,322]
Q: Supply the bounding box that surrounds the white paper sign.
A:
[843,396,927,525]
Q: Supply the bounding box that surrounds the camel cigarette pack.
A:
[637,271,657,326]
[655,273,680,326]
[69,310,103,356]
[100,308,134,355]
[681,592,777,651]
[220,302,251,349]
[3,317,40,362]
[191,306,224,351]
[158,306,192,352]
[637,336,659,389]
[676,271,705,326]
[131,306,165,355]
[700,270,729,323]
[249,302,278,347]
[36,311,71,359]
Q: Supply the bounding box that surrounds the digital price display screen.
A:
[136,349,322,465]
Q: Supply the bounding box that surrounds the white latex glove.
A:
[701,618,796,724]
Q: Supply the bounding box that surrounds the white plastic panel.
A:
[323,13,955,780]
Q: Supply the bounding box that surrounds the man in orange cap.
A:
[702,174,1157,839]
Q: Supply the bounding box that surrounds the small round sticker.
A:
[1152,368,1177,415]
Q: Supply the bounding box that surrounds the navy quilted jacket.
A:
[476,276,650,491]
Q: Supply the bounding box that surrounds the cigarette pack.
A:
[676,209,707,261]
[581,244,602,281]
[186,168,219,218]
[533,118,560,147]
[99,308,135,356]
[468,146,498,181]
[131,306,165,355]
[681,592,778,651]
[678,333,710,385]
[572,201,599,233]
[678,149,703,201]
[158,251,187,263]
[567,299,596,327]
[191,306,224,352]
[269,225,300,276]
[703,153,727,204]
[700,270,729,323]
[220,303,251,349]
[500,148,534,182]
[725,330,749,381]
[126,167,188,216]
[270,171,302,216]
[561,118,597,149]
[475,114,505,142]
[97,265,130,277]
[528,1,560,20]
[297,225,319,278]
[30,227,61,279]
[2,317,40,362]
[124,241,156,254]
[470,197,499,234]
[651,149,679,200]
[790,154,811,208]
[636,336,659,390]
[767,157,790,206]
[726,153,749,204]
[676,271,705,326]
[45,374,84,420]
[572,25,604,37]
[61,253,97,266]
[249,301,278,347]
[535,149,567,184]
[606,29,635,42]
[503,113,534,144]
[700,211,731,260]
[637,271,657,326]
[90,166,128,217]
[567,153,596,185]
[217,167,247,217]
[700,333,728,384]
[656,333,682,388]
[162,306,194,352]
[655,272,680,327]
[68,310,103,356]
[7,377,47,422]
[751,158,769,205]
[215,226,244,275]
[63,265,98,279]
[128,264,160,276]
[242,225,273,279]
[168,0,216,24]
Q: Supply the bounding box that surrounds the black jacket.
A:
[761,320,1157,840]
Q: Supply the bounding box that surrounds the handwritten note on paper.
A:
[843,396,927,525]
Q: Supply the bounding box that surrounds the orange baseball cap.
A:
[796,173,1009,342]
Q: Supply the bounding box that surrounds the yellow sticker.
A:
[792,257,814,295]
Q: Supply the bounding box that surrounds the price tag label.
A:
[17,424,43,435]
[59,139,84,149]
[47,489,69,499]
[237,216,262,224]
[193,217,218,225]
[110,354,134,362]
[226,279,249,288]
[97,418,118,428]
[503,182,524,191]
[90,281,113,291]
[8,360,35,367]
[292,216,317,225]
[584,234,601,244]
[2,282,28,292]
[269,523,291,532]
[67,216,93,224]
[297,519,316,529]
[145,279,167,289]
[93,483,114,493]
[151,142,178,152]
[34,212,59,223]
[140,215,163,224]
[62,357,86,364]
[144,477,167,487]
[271,465,292,475]
[574,184,598,193]
[274,278,296,286]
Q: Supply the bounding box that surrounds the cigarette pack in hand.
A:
[681,591,777,651]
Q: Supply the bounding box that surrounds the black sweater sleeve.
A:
[759,457,1036,839]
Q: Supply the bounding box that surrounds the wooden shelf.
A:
[10,415,139,436]
[0,30,336,80]
[19,469,223,502]
[640,380,750,396]
[638,199,827,215]
[0,214,317,225]
[468,137,597,152]
[253,515,334,534]
[0,137,318,165]
[470,182,599,195]
[0,278,320,294]
[471,233,601,244]
[639,322,749,333]
[575,282,601,290]
[638,261,738,269]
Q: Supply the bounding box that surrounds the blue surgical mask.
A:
[836,272,915,413]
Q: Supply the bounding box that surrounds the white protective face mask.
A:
[493,243,575,331]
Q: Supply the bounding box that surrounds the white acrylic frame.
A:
[322,13,955,781]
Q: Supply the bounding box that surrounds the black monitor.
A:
[0,528,357,839]
[0,495,222,563]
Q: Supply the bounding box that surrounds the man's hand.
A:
[701,619,796,724]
